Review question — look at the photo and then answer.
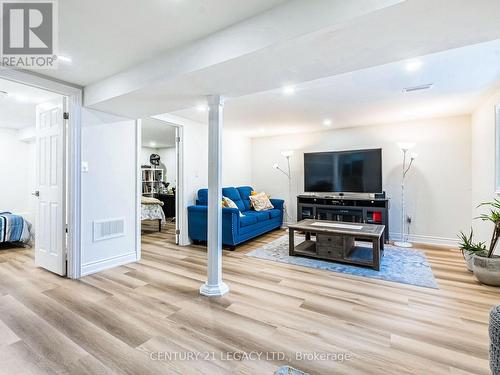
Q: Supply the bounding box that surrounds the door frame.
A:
[136,118,185,251]
[0,69,83,279]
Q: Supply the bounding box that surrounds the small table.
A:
[288,219,385,271]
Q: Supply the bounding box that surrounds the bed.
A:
[0,212,33,246]
[141,197,166,232]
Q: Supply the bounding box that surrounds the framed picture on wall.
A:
[497,105,500,194]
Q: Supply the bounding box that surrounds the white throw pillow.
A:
[223,196,245,217]
[249,192,274,211]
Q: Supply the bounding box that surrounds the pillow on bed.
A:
[141,196,164,206]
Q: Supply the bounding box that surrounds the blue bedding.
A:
[0,212,33,245]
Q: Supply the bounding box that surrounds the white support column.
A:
[200,95,229,297]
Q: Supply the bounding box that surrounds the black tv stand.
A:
[296,194,390,243]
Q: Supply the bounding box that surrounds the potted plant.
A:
[458,229,487,272]
[471,199,500,286]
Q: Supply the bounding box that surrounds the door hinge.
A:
[175,229,180,235]
[63,112,70,120]
[65,224,69,233]
[176,136,181,143]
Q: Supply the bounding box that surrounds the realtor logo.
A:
[1,0,58,68]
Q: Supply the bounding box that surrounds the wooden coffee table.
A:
[288,219,385,271]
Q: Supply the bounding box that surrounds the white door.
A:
[35,97,66,276]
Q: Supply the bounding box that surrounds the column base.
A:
[199,281,229,297]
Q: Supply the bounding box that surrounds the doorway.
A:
[0,78,69,275]
[138,118,181,245]
[0,71,82,278]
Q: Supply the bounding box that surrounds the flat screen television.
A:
[304,148,382,193]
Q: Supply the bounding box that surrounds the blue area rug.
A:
[246,235,438,289]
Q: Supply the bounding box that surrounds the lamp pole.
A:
[400,148,408,245]
[395,143,417,248]
[273,151,294,223]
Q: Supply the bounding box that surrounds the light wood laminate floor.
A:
[0,222,498,375]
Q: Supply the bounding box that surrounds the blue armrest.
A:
[187,205,240,245]
[270,198,285,211]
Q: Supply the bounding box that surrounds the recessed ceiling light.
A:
[57,55,72,64]
[405,60,423,72]
[282,85,296,95]
[196,104,208,112]
[323,119,332,126]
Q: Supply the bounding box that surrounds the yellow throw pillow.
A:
[223,196,245,217]
[249,192,274,211]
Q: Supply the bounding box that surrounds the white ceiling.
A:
[0,78,60,129]
[141,118,176,148]
[84,0,500,119]
[40,0,287,85]
[171,38,500,137]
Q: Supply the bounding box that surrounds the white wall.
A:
[251,115,472,246]
[81,109,138,275]
[223,129,252,186]
[140,146,157,166]
[0,128,36,224]
[471,88,500,245]
[157,147,176,186]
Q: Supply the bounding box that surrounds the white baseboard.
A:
[81,252,138,276]
[390,232,458,247]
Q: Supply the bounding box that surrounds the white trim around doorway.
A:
[0,69,83,279]
[136,117,186,253]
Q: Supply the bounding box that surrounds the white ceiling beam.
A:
[84,0,403,107]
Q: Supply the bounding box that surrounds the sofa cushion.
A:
[268,209,281,219]
[240,215,258,227]
[237,186,253,211]
[222,187,245,212]
[244,210,270,222]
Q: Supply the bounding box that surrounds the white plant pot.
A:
[473,255,500,286]
[462,251,475,272]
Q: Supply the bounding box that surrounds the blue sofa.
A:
[188,186,284,248]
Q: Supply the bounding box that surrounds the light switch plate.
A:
[81,161,89,173]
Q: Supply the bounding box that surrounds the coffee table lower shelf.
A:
[291,240,382,269]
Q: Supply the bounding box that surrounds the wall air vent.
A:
[403,83,434,93]
[93,218,125,242]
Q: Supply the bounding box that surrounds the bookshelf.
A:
[142,167,163,196]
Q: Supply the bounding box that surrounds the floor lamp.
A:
[394,142,418,248]
[273,150,293,223]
